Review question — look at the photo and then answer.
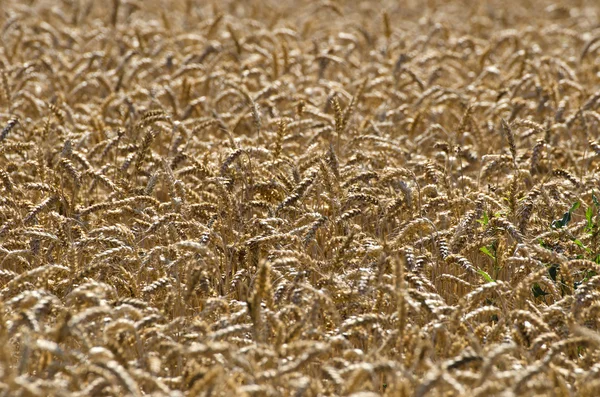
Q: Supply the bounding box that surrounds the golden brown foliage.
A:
[0,0,600,396]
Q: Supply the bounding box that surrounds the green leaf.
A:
[573,238,591,253]
[477,268,495,283]
[476,211,490,226]
[538,239,551,250]
[479,246,495,259]
[552,201,580,229]
[584,270,597,281]
[551,211,571,228]
[586,206,594,232]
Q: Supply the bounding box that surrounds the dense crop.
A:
[1,0,600,395]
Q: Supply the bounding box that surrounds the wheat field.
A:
[1,0,600,395]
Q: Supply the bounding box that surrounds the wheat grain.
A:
[0,1,598,395]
